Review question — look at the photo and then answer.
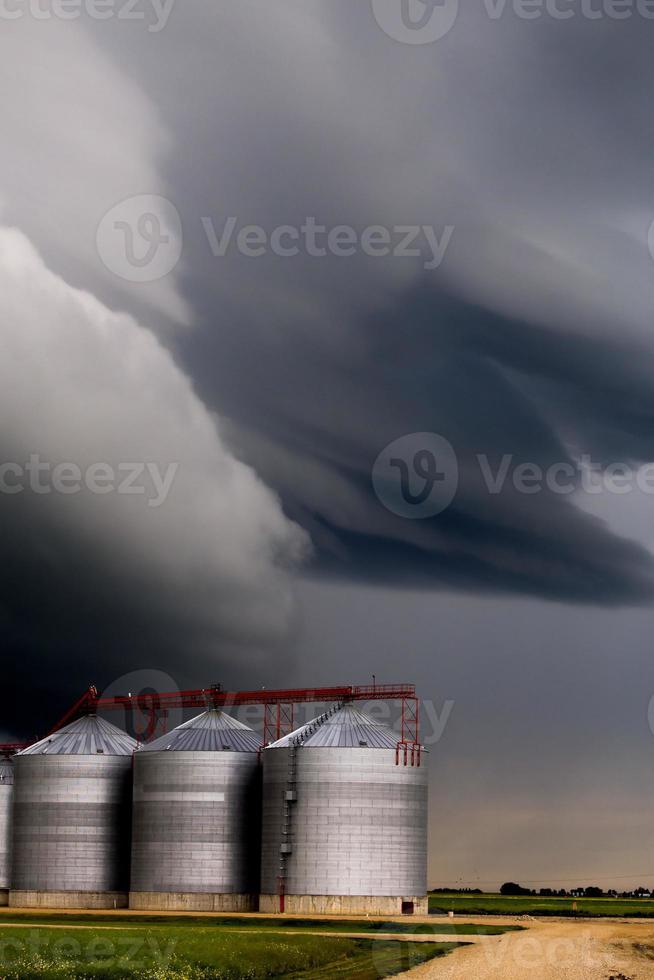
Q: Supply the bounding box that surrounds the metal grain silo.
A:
[10,715,136,909]
[129,709,262,911]
[260,703,428,916]
[0,759,13,904]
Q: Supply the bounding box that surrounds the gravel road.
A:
[399,918,654,980]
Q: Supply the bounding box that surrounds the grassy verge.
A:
[289,941,461,980]
[0,912,518,935]
[429,892,654,918]
[0,924,463,979]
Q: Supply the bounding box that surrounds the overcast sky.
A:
[3,0,654,890]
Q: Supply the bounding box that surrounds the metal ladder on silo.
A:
[276,703,343,912]
[277,743,297,912]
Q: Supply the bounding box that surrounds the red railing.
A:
[0,682,421,763]
[90,683,415,711]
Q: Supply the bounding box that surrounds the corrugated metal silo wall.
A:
[261,747,427,897]
[130,751,261,894]
[0,783,13,889]
[11,755,133,892]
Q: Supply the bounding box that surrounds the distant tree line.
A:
[430,883,654,899]
[430,887,484,895]
[499,882,654,899]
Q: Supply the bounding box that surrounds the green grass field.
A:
[429,892,654,918]
[0,912,516,936]
[0,919,465,980]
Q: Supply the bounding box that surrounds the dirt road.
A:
[400,918,654,979]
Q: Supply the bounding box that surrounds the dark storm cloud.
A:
[181,278,654,604]
[0,490,292,736]
[5,0,654,735]
[0,230,305,737]
[76,1,654,605]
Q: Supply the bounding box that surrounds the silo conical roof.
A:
[267,702,401,749]
[18,715,137,756]
[141,709,262,753]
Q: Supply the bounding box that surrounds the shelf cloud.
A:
[0,227,308,731]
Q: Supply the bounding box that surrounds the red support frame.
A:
[263,703,294,745]
[402,696,420,745]
[396,695,421,767]
[50,686,98,733]
[0,682,420,755]
[0,744,30,757]
[278,703,294,742]
[126,700,169,743]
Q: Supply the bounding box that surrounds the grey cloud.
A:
[64,1,654,603]
[4,0,654,739]
[188,280,654,604]
[0,228,307,734]
[0,17,188,325]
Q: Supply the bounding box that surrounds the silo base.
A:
[259,894,429,916]
[9,891,128,910]
[129,892,258,912]
[0,890,8,907]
